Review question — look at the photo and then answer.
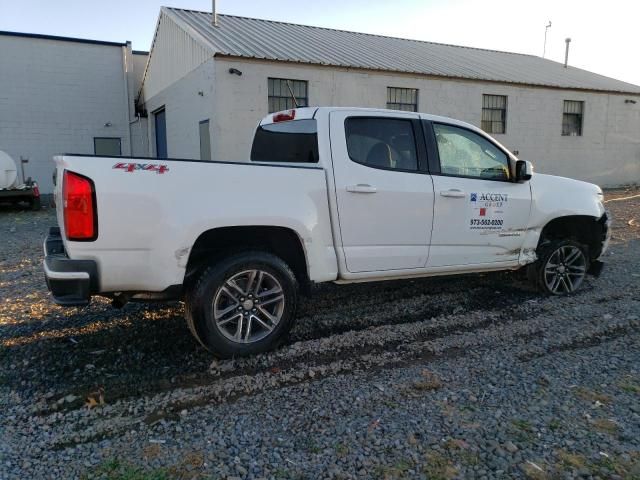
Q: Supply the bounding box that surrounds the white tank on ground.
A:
[0,151,19,190]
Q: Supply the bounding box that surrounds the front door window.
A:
[434,123,510,181]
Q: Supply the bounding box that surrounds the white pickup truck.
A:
[44,107,610,357]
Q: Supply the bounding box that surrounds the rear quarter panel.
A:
[54,155,338,292]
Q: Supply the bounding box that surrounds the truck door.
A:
[426,122,532,267]
[329,111,434,273]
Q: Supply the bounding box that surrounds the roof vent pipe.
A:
[212,0,218,26]
[564,38,571,68]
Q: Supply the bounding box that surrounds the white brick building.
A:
[139,7,640,187]
[0,32,148,193]
[2,8,639,194]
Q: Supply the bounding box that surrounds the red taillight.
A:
[273,109,296,122]
[63,170,97,241]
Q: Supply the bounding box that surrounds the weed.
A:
[619,378,640,394]
[520,460,548,480]
[412,370,443,391]
[374,457,413,480]
[511,419,533,432]
[422,451,458,480]
[555,449,587,470]
[335,442,349,457]
[574,387,612,404]
[88,458,172,480]
[548,419,562,431]
[591,418,619,434]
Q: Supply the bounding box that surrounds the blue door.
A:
[154,108,167,158]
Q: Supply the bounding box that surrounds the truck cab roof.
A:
[259,106,482,135]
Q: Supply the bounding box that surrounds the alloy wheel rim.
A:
[213,269,285,344]
[543,245,586,294]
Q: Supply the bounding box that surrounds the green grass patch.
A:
[86,458,172,480]
[619,378,640,394]
[422,451,458,480]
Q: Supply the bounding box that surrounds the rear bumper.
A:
[43,227,98,306]
[0,185,39,200]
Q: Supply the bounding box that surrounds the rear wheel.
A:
[534,239,588,295]
[185,251,298,357]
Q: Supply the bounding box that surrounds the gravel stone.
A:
[1,188,640,479]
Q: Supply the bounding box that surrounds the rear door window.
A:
[344,118,418,171]
[250,119,319,163]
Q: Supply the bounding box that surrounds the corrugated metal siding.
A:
[142,11,212,100]
[164,8,640,94]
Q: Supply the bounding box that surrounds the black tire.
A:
[532,239,589,295]
[185,251,298,358]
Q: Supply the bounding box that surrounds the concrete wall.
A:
[210,57,640,186]
[143,59,215,159]
[0,35,137,193]
[142,9,212,101]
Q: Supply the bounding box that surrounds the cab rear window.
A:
[250,119,319,163]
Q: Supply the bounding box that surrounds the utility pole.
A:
[543,21,552,58]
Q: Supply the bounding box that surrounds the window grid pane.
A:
[267,78,309,113]
[562,100,584,136]
[386,87,418,112]
[481,94,507,134]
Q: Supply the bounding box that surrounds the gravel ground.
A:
[1,187,639,480]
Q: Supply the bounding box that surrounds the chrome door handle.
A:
[440,189,466,198]
[346,184,377,194]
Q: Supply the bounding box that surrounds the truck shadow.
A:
[0,268,544,405]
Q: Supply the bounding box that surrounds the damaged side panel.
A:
[175,247,191,268]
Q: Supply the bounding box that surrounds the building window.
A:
[268,78,308,113]
[94,137,121,156]
[199,119,211,160]
[386,87,418,112]
[481,94,507,134]
[562,100,584,136]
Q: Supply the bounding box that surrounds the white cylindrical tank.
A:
[0,151,19,189]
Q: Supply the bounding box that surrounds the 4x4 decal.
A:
[113,162,169,174]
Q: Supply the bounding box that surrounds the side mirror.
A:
[515,160,533,182]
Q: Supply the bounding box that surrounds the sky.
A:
[1,0,640,86]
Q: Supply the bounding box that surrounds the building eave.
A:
[213,53,640,96]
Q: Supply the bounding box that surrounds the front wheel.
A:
[185,251,298,358]
[534,240,589,295]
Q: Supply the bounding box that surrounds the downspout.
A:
[121,42,134,155]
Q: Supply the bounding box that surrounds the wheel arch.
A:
[184,225,310,291]
[538,215,607,260]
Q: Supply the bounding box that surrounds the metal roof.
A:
[0,30,126,47]
[163,7,640,95]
